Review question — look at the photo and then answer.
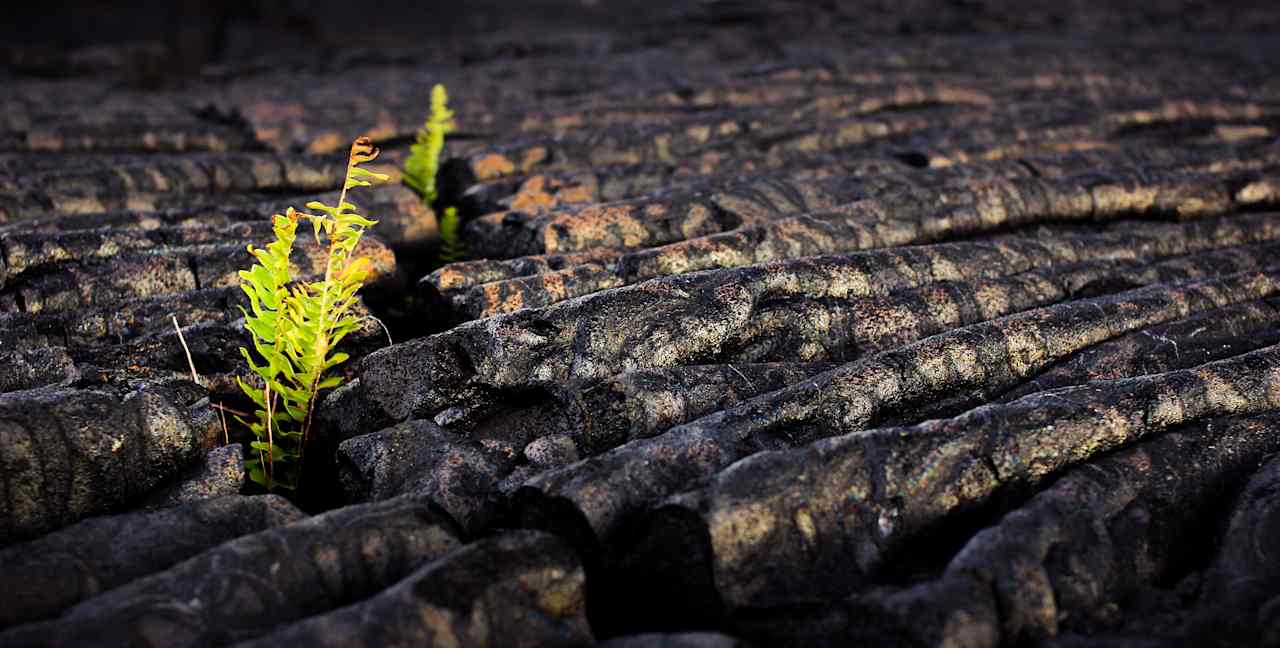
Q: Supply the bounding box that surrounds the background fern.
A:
[402,83,467,265]
[237,136,390,491]
[438,206,466,263]
[402,83,454,204]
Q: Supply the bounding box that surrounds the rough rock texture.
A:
[1046,448,1280,648]
[0,494,304,629]
[998,297,1280,401]
[436,208,1280,318]
[644,349,1280,609]
[0,496,462,647]
[730,414,1280,647]
[335,420,513,535]
[0,382,220,544]
[141,443,246,509]
[0,220,397,314]
[359,253,1280,432]
[6,2,1280,647]
[233,530,593,648]
[512,270,1280,553]
[1174,451,1280,646]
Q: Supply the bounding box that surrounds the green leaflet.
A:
[237,137,388,492]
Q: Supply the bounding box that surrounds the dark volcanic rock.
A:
[232,530,593,648]
[730,414,1280,647]
[0,221,397,315]
[141,443,246,509]
[0,382,220,544]
[460,145,1280,262]
[1158,450,1280,647]
[0,184,435,251]
[0,152,345,221]
[354,243,1280,436]
[0,496,462,647]
[637,346,1280,611]
[1046,446,1280,648]
[335,420,514,535]
[997,296,1280,402]
[509,269,1280,555]
[0,494,304,629]
[552,362,839,456]
[0,346,79,392]
[439,206,1280,318]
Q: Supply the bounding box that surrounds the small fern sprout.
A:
[236,136,390,491]
[438,206,466,263]
[403,83,467,265]
[403,83,455,204]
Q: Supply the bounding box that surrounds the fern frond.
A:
[437,206,466,263]
[403,83,454,204]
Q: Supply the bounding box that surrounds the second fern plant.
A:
[403,83,465,263]
[403,83,454,204]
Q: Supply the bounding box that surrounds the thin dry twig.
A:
[217,401,230,446]
[211,402,253,417]
[171,315,202,387]
[728,364,757,391]
[364,314,394,347]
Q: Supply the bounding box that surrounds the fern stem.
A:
[300,238,338,460]
[264,384,275,491]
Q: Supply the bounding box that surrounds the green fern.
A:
[237,136,390,491]
[438,206,466,263]
[403,83,455,204]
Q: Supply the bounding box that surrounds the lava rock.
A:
[232,530,593,648]
[0,382,220,544]
[0,494,303,629]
